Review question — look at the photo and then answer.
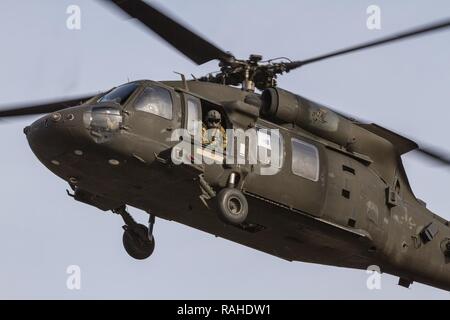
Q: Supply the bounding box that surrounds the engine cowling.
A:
[261,87,356,148]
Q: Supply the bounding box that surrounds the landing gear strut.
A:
[113,206,155,260]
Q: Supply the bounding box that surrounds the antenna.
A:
[173,71,188,91]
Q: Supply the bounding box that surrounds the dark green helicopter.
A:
[2,0,450,292]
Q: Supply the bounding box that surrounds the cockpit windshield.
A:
[98,82,139,105]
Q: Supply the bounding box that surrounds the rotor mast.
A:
[242,64,255,92]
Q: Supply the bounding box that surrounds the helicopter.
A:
[1,0,450,292]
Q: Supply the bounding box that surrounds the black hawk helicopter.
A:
[2,0,450,291]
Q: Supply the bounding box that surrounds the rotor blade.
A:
[285,18,450,71]
[104,0,234,65]
[415,146,450,166]
[0,94,94,118]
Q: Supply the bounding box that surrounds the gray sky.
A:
[0,0,450,299]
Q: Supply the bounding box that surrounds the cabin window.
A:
[134,86,173,120]
[291,139,319,181]
[98,82,139,105]
[254,127,284,169]
[186,97,202,135]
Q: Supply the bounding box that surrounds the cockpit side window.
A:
[98,83,139,105]
[186,97,202,135]
[134,86,173,120]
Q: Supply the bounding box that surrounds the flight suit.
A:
[202,124,227,151]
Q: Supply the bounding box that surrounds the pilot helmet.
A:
[206,110,222,128]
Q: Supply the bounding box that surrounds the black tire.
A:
[122,224,155,260]
[217,188,249,225]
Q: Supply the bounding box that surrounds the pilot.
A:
[202,109,227,151]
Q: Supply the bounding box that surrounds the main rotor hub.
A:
[200,54,290,92]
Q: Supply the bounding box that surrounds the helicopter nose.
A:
[25,108,87,163]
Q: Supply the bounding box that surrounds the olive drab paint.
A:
[21,79,450,292]
[2,0,450,292]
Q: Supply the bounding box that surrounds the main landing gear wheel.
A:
[217,188,249,225]
[122,224,155,260]
[113,206,156,260]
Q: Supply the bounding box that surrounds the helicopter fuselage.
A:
[24,79,450,292]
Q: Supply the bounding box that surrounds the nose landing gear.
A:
[113,206,155,260]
